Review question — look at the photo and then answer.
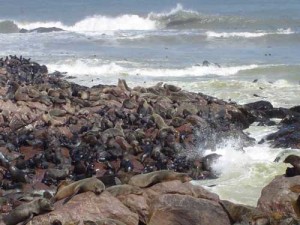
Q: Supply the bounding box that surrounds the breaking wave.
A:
[206,28,294,38]
[47,59,261,77]
[2,4,296,35]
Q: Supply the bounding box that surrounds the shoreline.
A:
[1,56,300,224]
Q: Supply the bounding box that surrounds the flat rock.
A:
[31,191,139,225]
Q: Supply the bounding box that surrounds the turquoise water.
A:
[0,0,300,205]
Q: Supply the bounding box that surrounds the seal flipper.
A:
[63,187,79,205]
[22,213,34,225]
[114,177,122,185]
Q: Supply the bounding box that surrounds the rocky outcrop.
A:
[29,177,228,225]
[148,194,230,225]
[258,175,300,220]
[2,56,300,225]
[0,55,258,194]
[32,191,139,225]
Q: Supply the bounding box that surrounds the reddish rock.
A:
[146,180,219,202]
[118,194,149,224]
[19,146,41,160]
[175,123,193,134]
[257,175,300,218]
[148,194,230,225]
[31,191,139,225]
[115,136,132,151]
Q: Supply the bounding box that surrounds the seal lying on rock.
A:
[106,184,143,197]
[53,177,105,203]
[128,170,192,188]
[83,219,126,225]
[3,198,54,225]
[283,155,300,177]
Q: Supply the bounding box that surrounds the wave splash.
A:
[3,4,296,36]
[47,59,260,77]
[206,28,294,38]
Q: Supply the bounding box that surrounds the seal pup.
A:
[284,155,300,177]
[3,198,54,225]
[128,170,192,188]
[106,184,143,197]
[53,177,105,203]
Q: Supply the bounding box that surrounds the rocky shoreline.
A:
[1,56,300,224]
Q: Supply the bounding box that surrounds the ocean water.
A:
[0,0,300,206]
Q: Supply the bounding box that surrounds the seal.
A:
[84,219,126,225]
[284,154,300,177]
[128,170,192,188]
[163,83,181,92]
[53,177,105,203]
[106,184,143,197]
[8,165,29,183]
[3,198,54,225]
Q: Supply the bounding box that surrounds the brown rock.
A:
[257,175,300,218]
[148,194,230,225]
[146,180,219,202]
[31,191,139,225]
[9,114,26,130]
[220,200,269,225]
[118,194,149,224]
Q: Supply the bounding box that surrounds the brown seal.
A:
[284,154,300,177]
[128,170,192,188]
[106,184,143,197]
[53,177,105,203]
[84,219,126,225]
[3,198,54,225]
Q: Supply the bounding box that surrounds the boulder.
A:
[148,194,230,225]
[257,175,300,219]
[31,191,139,225]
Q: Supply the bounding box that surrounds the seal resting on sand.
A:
[53,177,105,203]
[3,198,54,225]
[128,170,192,188]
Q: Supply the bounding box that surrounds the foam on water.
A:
[47,59,260,77]
[206,28,294,38]
[15,14,157,34]
[194,123,290,206]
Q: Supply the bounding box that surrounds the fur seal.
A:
[128,170,192,188]
[8,165,29,183]
[3,198,54,225]
[163,83,181,92]
[84,219,126,225]
[284,154,300,177]
[151,113,178,138]
[53,177,105,203]
[106,184,143,197]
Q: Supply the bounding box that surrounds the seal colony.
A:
[1,56,300,224]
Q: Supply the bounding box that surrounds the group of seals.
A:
[3,198,54,225]
[2,171,191,224]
